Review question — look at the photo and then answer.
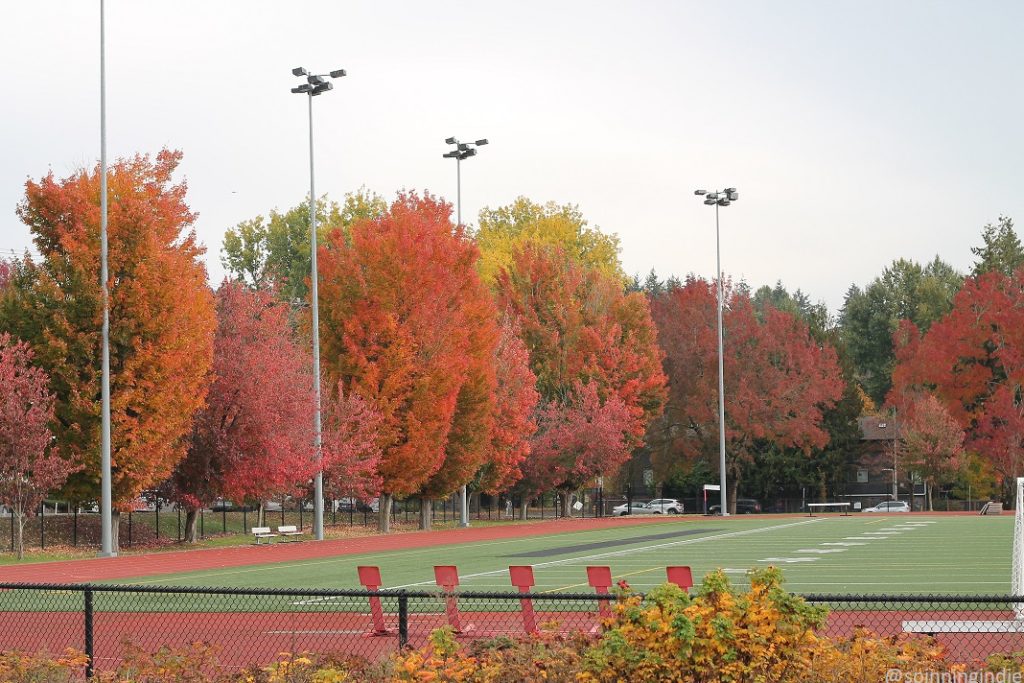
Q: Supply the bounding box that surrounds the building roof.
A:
[858,415,901,441]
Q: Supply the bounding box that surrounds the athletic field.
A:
[103,514,1012,595]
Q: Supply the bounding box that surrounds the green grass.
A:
[101,514,1013,596]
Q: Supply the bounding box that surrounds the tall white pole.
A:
[308,94,324,541]
[715,202,729,517]
[456,155,469,528]
[99,0,115,557]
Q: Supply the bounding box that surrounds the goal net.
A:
[1014,478,1024,618]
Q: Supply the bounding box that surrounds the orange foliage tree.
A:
[318,192,499,532]
[496,244,666,508]
[650,279,844,512]
[0,150,215,550]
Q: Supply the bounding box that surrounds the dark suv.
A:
[709,498,762,515]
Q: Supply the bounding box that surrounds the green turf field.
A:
[106,514,1014,596]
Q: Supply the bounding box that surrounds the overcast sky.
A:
[3,1,1022,315]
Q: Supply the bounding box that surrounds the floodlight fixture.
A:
[329,69,347,78]
[695,189,707,195]
[311,82,333,96]
[445,136,457,145]
[704,198,716,205]
[475,139,489,146]
[292,67,308,76]
[291,84,312,94]
[443,151,459,158]
[308,74,326,85]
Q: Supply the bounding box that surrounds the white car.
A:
[646,498,684,514]
[863,500,910,513]
[611,501,649,516]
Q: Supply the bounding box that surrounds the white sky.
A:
[2,1,1022,315]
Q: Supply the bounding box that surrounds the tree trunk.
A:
[519,498,529,520]
[927,480,934,512]
[257,503,266,528]
[184,508,200,543]
[559,490,572,518]
[378,493,393,534]
[111,511,121,554]
[14,510,24,560]
[728,467,740,516]
[419,498,433,530]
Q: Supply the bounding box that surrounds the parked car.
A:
[611,501,650,516]
[709,498,762,515]
[336,497,379,513]
[646,498,684,514]
[863,500,910,513]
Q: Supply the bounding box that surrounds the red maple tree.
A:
[891,270,1024,493]
[0,334,77,558]
[321,381,383,504]
[650,279,844,511]
[894,392,965,510]
[172,282,313,539]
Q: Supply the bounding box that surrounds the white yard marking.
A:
[797,548,845,554]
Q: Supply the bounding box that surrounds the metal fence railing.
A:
[5,584,1024,675]
[1,488,611,553]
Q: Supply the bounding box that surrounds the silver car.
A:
[646,498,683,514]
[863,500,910,513]
[611,501,649,516]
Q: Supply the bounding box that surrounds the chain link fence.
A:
[4,583,1024,675]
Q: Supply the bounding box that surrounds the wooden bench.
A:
[806,502,851,517]
[277,525,304,541]
[252,526,277,544]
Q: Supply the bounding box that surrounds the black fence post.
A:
[177,507,182,542]
[127,511,133,548]
[398,591,409,649]
[40,501,45,550]
[200,509,204,538]
[222,507,227,533]
[10,510,15,552]
[243,507,247,534]
[155,503,159,541]
[299,501,303,530]
[84,587,94,678]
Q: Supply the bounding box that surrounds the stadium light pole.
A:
[292,65,346,541]
[98,0,115,557]
[694,187,739,517]
[443,136,488,528]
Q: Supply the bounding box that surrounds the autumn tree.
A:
[519,381,632,516]
[650,279,844,512]
[0,334,77,559]
[321,382,383,505]
[222,189,387,302]
[0,150,215,552]
[318,192,499,532]
[476,197,624,285]
[495,243,666,509]
[895,393,965,511]
[474,313,539,495]
[170,282,313,540]
[890,270,1024,499]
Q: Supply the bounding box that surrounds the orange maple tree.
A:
[495,243,666,502]
[1,150,215,549]
[317,192,499,531]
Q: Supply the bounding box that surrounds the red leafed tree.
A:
[890,271,1024,496]
[318,192,498,532]
[895,392,965,511]
[0,150,215,552]
[171,282,314,540]
[520,381,632,516]
[476,313,539,494]
[650,279,844,512]
[0,334,77,559]
[495,244,666,504]
[321,381,383,504]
